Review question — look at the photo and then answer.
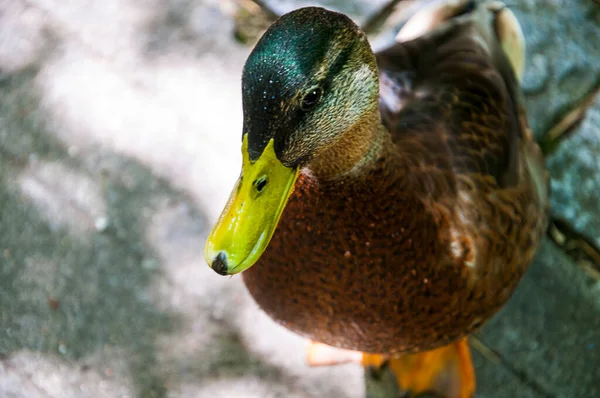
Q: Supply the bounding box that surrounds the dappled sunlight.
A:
[236,299,366,398]
[0,350,134,397]
[18,159,107,234]
[0,2,49,73]
[27,0,154,61]
[145,195,246,314]
[35,0,247,221]
[177,376,305,398]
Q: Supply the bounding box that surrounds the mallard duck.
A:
[205,0,549,396]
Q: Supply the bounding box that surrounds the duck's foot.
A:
[387,338,474,398]
[308,338,475,398]
[307,339,475,398]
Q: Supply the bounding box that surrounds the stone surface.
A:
[471,350,538,398]
[548,96,600,248]
[0,0,599,397]
[505,0,600,140]
[476,240,600,398]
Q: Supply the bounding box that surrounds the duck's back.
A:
[375,0,550,313]
[376,4,524,192]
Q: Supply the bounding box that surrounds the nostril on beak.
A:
[211,252,229,275]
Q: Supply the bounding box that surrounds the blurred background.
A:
[0,0,598,396]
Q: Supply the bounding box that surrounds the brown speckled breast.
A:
[243,155,543,354]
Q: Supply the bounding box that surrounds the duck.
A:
[204,0,550,397]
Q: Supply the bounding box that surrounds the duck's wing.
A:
[375,0,530,192]
[375,0,549,277]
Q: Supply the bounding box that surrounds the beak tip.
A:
[210,251,230,276]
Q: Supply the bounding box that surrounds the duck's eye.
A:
[254,177,268,193]
[300,88,322,111]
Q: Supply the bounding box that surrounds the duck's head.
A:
[205,7,379,275]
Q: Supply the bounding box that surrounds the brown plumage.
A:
[241,1,550,355]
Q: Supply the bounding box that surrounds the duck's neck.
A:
[306,112,390,181]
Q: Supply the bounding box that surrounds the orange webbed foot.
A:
[306,339,475,398]
[384,338,475,398]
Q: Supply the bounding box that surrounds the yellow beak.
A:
[204,135,299,275]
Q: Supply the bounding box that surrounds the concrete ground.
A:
[0,0,598,397]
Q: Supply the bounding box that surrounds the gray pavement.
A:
[0,0,599,397]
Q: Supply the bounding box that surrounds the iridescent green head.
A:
[205,7,379,275]
[242,6,379,166]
